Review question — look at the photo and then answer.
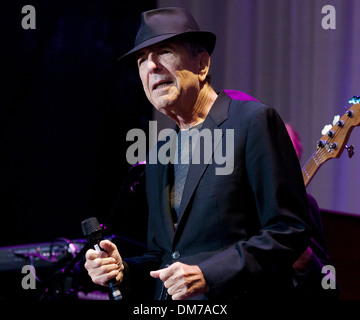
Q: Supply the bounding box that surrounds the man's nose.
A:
[147,53,161,73]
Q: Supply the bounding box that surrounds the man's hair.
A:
[177,37,212,84]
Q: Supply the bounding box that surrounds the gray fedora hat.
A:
[118,7,216,60]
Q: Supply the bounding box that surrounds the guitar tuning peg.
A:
[349,96,360,105]
[332,115,340,126]
[321,124,332,136]
[345,145,355,158]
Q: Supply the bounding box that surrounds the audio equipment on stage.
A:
[0,238,85,273]
[0,234,147,300]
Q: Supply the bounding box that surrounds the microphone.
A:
[81,217,122,300]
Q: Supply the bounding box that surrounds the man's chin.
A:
[152,96,177,112]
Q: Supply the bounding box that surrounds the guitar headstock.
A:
[316,102,360,162]
[302,96,360,187]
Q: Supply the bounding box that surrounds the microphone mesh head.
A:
[81,217,101,236]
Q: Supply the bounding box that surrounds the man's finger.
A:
[92,269,120,287]
[150,265,172,280]
[99,240,123,263]
[150,270,162,279]
[85,249,99,260]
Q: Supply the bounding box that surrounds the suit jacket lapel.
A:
[176,91,230,228]
[150,135,176,245]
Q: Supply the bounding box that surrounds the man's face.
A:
[136,40,201,116]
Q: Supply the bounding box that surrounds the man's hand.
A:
[84,240,124,287]
[150,262,208,300]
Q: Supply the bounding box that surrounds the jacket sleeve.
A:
[198,106,311,298]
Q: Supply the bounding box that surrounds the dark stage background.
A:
[1,0,155,246]
[1,0,360,301]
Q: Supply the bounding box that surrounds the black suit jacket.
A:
[123,90,312,300]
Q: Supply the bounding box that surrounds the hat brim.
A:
[117,31,216,62]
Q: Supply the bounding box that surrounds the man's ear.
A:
[197,52,211,82]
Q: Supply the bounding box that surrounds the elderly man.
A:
[85,7,315,300]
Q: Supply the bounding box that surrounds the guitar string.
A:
[305,123,342,173]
